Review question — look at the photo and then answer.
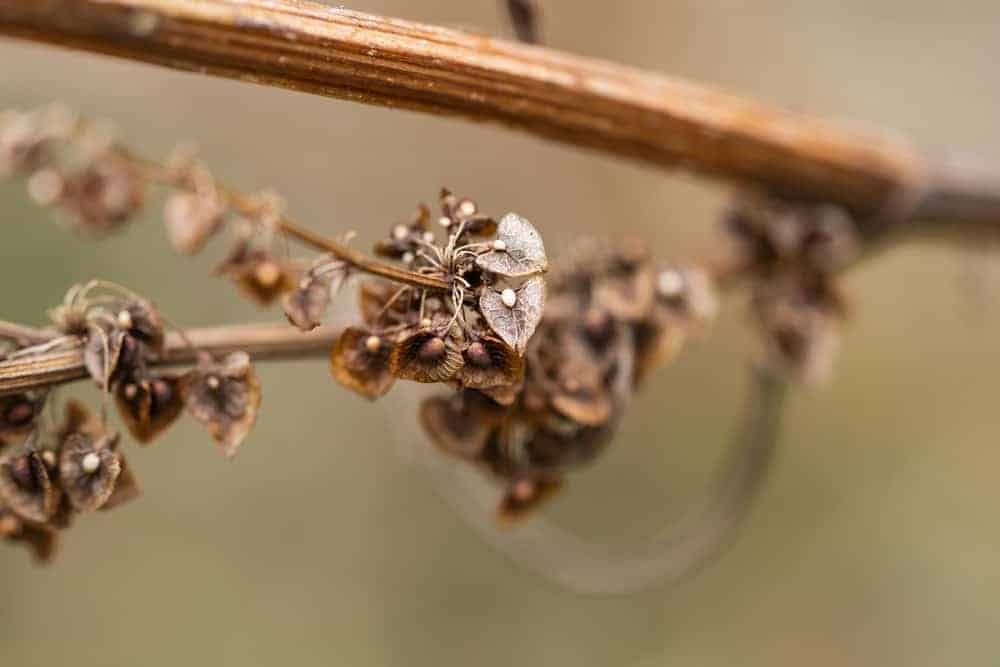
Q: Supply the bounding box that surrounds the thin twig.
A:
[131,156,451,292]
[1,0,999,229]
[0,322,339,396]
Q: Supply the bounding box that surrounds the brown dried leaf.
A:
[475,213,548,278]
[182,352,262,458]
[479,276,546,354]
[329,327,396,400]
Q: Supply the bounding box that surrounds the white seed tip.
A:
[459,200,477,217]
[206,375,221,390]
[422,231,435,244]
[657,270,685,297]
[81,452,101,474]
[364,335,381,353]
[492,239,507,252]
[420,318,433,328]
[500,288,517,308]
[402,251,415,265]
[438,216,452,228]
[392,224,408,241]
[41,451,56,468]
[116,310,133,329]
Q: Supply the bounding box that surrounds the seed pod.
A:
[497,476,563,524]
[0,450,60,523]
[457,337,523,390]
[58,432,122,512]
[163,190,227,255]
[60,152,146,236]
[182,352,261,459]
[0,392,45,438]
[216,243,298,306]
[118,297,166,356]
[0,110,48,177]
[115,372,184,443]
[475,213,548,278]
[283,259,348,332]
[390,328,464,383]
[479,276,546,354]
[82,321,127,390]
[99,456,141,512]
[419,393,502,460]
[1,500,58,563]
[329,327,396,400]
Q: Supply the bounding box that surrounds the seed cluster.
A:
[322,191,549,400]
[419,238,718,521]
[720,192,860,384]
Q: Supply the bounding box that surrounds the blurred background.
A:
[2,1,1000,665]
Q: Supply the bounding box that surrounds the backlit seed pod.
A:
[58,432,122,512]
[114,372,184,444]
[497,476,564,524]
[457,337,523,390]
[329,327,396,400]
[216,243,298,306]
[181,352,262,459]
[0,392,45,438]
[163,190,227,255]
[0,450,60,523]
[475,213,548,278]
[283,260,348,332]
[479,276,546,354]
[118,298,166,356]
[390,329,464,383]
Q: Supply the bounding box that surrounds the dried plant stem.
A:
[0,322,339,396]
[2,0,1000,231]
[131,156,451,291]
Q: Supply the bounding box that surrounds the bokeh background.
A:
[3,1,1000,665]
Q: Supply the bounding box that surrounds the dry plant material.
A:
[182,352,262,459]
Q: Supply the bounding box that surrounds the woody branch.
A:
[0,0,998,234]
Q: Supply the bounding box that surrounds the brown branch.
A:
[131,156,452,291]
[0,322,338,396]
[1,0,999,231]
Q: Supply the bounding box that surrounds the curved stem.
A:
[410,365,788,594]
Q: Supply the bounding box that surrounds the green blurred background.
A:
[3,1,1000,664]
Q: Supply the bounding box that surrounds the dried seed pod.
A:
[0,110,48,177]
[390,329,464,383]
[163,189,227,255]
[419,392,503,460]
[549,368,614,427]
[100,456,141,511]
[60,153,146,236]
[497,476,563,524]
[479,276,546,354]
[0,392,45,437]
[114,372,184,443]
[83,321,127,390]
[329,327,396,399]
[58,432,122,512]
[1,501,58,563]
[475,213,548,278]
[282,260,348,332]
[216,244,298,306]
[117,297,166,356]
[182,352,262,459]
[653,264,718,326]
[594,263,656,322]
[0,450,60,523]
[457,337,523,390]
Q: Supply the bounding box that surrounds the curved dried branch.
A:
[0,0,998,230]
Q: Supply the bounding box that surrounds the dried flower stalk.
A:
[2,0,1000,231]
